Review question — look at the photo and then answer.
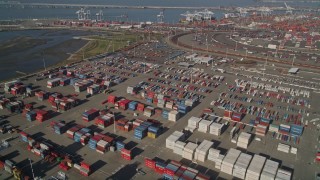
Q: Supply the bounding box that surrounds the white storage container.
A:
[245,154,266,180]
[198,120,213,133]
[173,141,186,155]
[182,142,198,160]
[233,153,252,179]
[275,169,292,180]
[209,122,224,136]
[194,140,214,162]
[260,159,279,180]
[277,143,290,153]
[221,148,241,175]
[237,132,252,149]
[188,116,202,129]
[168,110,180,122]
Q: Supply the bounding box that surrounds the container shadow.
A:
[87,124,103,133]
[126,141,138,150]
[131,147,144,159]
[30,132,45,140]
[106,161,140,180]
[63,142,84,154]
[2,150,20,161]
[91,160,107,174]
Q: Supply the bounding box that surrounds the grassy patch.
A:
[78,33,139,59]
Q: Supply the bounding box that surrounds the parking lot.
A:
[0,39,319,180]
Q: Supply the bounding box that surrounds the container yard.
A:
[1,6,320,180]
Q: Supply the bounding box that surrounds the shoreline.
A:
[0,28,142,83]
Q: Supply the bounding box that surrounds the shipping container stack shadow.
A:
[90,160,107,174]
[106,161,140,180]
[2,151,20,161]
[77,98,89,106]
[179,158,219,180]
[47,110,61,119]
[86,124,104,134]
[28,157,59,178]
[30,132,45,141]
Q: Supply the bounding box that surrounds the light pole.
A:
[263,53,268,77]
[245,49,248,60]
[206,34,208,53]
[226,48,228,59]
[292,55,296,67]
[29,158,35,179]
[110,107,116,133]
[192,41,194,53]
[42,51,47,71]
[235,41,238,51]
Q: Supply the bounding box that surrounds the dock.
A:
[16,71,27,75]
[0,2,319,12]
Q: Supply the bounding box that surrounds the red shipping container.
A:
[170,160,182,167]
[36,110,49,122]
[145,158,156,169]
[80,171,89,176]
[103,136,114,143]
[80,162,90,170]
[231,112,242,122]
[155,166,165,174]
[196,173,210,180]
[153,98,158,105]
[224,110,233,119]
[108,95,116,104]
[165,167,176,176]
[119,99,131,110]
[147,92,155,98]
[121,154,132,161]
[59,162,70,171]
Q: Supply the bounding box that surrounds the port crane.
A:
[181,11,196,22]
[157,10,165,24]
[258,6,272,17]
[284,2,294,15]
[236,7,248,17]
[96,10,103,21]
[199,9,214,20]
[76,8,91,20]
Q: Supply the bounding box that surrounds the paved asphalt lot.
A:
[178,32,320,69]
[0,40,319,180]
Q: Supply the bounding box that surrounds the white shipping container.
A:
[260,159,279,180]
[221,148,241,175]
[198,120,213,133]
[188,116,202,129]
[182,142,198,160]
[166,131,185,149]
[168,110,180,122]
[195,140,214,162]
[275,169,292,180]
[233,153,252,179]
[166,135,180,150]
[277,143,290,153]
[245,154,266,180]
[209,122,224,136]
[237,132,252,149]
[173,141,186,155]
[215,154,225,170]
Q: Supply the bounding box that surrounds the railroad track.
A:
[170,33,320,70]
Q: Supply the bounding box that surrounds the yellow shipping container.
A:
[13,168,22,180]
[147,132,157,139]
